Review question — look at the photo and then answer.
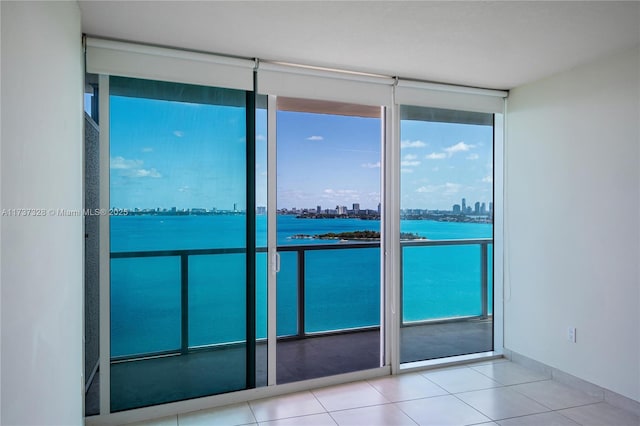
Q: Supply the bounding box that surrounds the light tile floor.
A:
[126,360,640,426]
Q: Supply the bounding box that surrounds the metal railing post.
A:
[480,243,488,319]
[399,245,404,328]
[180,254,189,355]
[297,248,306,338]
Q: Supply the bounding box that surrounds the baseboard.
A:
[504,349,640,417]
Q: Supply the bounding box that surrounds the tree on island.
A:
[290,230,426,241]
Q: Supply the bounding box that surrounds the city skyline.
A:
[112,196,493,217]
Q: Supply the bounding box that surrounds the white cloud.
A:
[361,162,381,168]
[466,153,479,160]
[401,168,413,173]
[173,130,184,138]
[401,140,426,149]
[416,182,461,194]
[443,182,462,193]
[444,141,475,156]
[256,134,267,141]
[401,160,421,167]
[321,188,359,201]
[482,175,493,183]
[425,152,446,160]
[111,156,161,178]
[110,156,143,170]
[306,135,324,141]
[404,154,418,160]
[133,168,162,178]
[416,185,436,193]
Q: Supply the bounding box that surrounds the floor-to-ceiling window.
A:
[273,97,384,383]
[84,38,504,421]
[106,76,263,411]
[398,105,495,364]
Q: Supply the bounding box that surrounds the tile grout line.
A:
[550,407,586,426]
[504,381,607,413]
[418,371,461,395]
[309,388,331,415]
[390,399,426,426]
[449,390,502,423]
[324,410,340,426]
[245,400,259,425]
[468,365,552,387]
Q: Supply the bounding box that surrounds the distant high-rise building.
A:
[317,205,321,214]
[480,202,486,215]
[461,198,466,214]
[489,202,493,213]
[377,203,381,215]
[474,201,480,215]
[352,203,360,213]
[256,206,266,215]
[233,203,237,212]
[453,204,461,214]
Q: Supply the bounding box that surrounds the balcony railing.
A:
[400,238,492,324]
[110,238,492,360]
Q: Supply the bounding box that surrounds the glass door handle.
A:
[272,252,281,273]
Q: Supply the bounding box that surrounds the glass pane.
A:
[111,256,181,357]
[255,98,268,386]
[109,76,252,411]
[306,247,380,332]
[402,246,482,322]
[400,105,494,364]
[189,254,246,347]
[275,98,382,383]
[84,72,100,416]
[276,251,298,337]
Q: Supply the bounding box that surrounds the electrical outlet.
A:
[567,327,576,343]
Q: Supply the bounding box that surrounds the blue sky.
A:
[110,95,248,211]
[276,111,381,211]
[109,96,492,211]
[400,120,493,210]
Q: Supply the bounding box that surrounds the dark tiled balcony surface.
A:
[85,319,492,415]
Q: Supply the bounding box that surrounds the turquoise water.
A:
[110,215,492,357]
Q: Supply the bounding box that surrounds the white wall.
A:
[505,44,640,402]
[1,1,84,424]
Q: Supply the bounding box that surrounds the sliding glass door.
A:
[399,105,495,364]
[84,39,505,419]
[108,76,263,411]
[272,97,384,383]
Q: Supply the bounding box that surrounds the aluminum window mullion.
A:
[246,76,257,390]
[98,74,111,415]
[388,89,402,375]
[266,95,278,386]
[493,112,505,354]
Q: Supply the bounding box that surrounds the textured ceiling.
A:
[79,1,640,90]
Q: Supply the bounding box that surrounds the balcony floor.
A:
[85,318,492,415]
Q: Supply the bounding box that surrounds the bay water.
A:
[111,215,492,357]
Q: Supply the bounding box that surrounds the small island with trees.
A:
[290,230,426,242]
